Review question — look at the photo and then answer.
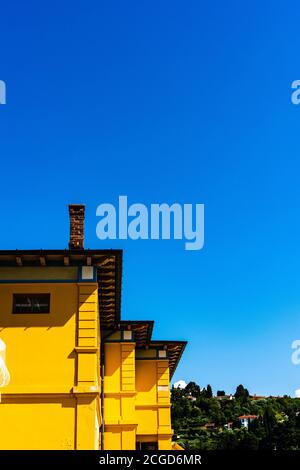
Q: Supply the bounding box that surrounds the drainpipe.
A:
[100,342,105,450]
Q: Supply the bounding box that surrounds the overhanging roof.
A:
[0,249,122,330]
[120,320,154,347]
[0,249,187,376]
[150,340,187,378]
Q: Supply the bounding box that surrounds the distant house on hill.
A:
[238,415,258,428]
[186,395,196,402]
[224,422,233,429]
[215,394,234,401]
[250,394,266,400]
[201,422,216,430]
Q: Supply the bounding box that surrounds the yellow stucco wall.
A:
[0,398,76,450]
[0,282,77,392]
[0,267,176,450]
[0,267,100,450]
[136,359,173,450]
[104,341,137,450]
[104,340,173,450]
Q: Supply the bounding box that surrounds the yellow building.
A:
[0,205,186,450]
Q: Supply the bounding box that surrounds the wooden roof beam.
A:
[98,256,115,267]
[16,256,22,266]
[39,256,46,266]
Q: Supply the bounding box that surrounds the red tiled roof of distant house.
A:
[238,415,258,419]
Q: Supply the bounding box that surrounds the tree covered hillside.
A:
[171,382,300,450]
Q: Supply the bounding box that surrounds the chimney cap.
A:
[68,204,85,210]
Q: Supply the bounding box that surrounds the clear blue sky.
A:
[1,0,300,396]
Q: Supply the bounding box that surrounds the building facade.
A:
[0,205,186,450]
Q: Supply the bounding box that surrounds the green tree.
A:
[206,384,213,398]
[171,380,300,450]
[185,381,201,398]
[263,405,277,437]
[234,384,249,401]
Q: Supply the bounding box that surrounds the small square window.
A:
[13,294,50,314]
[81,266,94,280]
[123,331,132,341]
[158,349,167,358]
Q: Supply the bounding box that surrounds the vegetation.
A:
[171,382,300,450]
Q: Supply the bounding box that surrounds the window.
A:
[136,442,158,451]
[13,294,50,314]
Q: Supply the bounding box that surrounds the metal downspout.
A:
[100,342,105,450]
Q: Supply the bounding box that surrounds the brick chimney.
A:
[68,204,85,250]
